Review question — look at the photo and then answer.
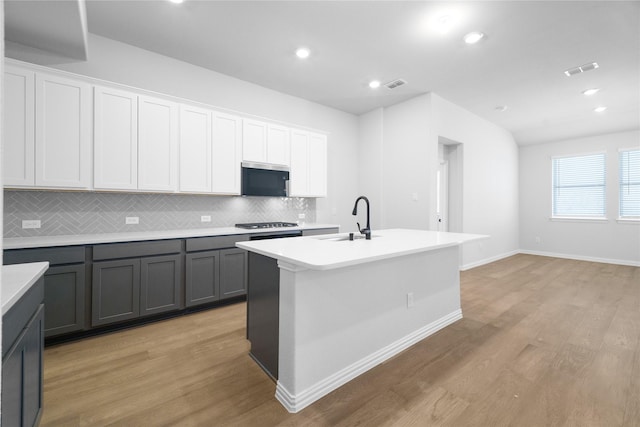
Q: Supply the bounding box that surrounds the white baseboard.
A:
[460,250,520,271]
[518,249,640,267]
[275,309,463,413]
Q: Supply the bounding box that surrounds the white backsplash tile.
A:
[3,191,315,238]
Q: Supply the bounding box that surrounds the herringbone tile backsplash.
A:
[4,191,316,238]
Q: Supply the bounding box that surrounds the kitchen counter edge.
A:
[2,262,49,314]
[3,224,340,250]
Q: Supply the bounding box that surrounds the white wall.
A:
[358,93,520,268]
[432,94,520,267]
[381,94,434,230]
[6,34,360,230]
[357,108,384,231]
[519,130,640,265]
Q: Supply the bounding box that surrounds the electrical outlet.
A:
[412,193,419,201]
[407,292,415,308]
[125,216,139,225]
[22,220,41,229]
[201,215,212,223]
[535,236,541,244]
[298,213,306,220]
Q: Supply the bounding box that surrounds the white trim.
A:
[275,309,463,413]
[460,250,520,271]
[519,249,640,267]
[549,216,608,223]
[618,147,640,152]
[617,217,640,224]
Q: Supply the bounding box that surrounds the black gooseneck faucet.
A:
[352,196,372,240]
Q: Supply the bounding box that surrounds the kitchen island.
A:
[237,228,487,413]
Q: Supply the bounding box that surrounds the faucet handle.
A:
[357,222,362,233]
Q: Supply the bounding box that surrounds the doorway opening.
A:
[437,137,463,232]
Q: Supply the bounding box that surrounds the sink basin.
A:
[312,234,379,242]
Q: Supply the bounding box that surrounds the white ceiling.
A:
[5,1,640,145]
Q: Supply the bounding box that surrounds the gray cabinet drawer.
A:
[4,246,85,266]
[93,239,181,261]
[186,235,249,252]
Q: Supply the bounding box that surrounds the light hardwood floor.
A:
[40,254,640,426]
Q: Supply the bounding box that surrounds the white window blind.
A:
[619,149,640,218]
[552,153,606,217]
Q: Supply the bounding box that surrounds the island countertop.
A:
[2,262,49,315]
[236,228,488,270]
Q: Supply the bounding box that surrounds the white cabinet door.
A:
[289,130,310,196]
[94,86,138,190]
[308,133,328,197]
[242,119,267,162]
[212,112,242,194]
[138,96,178,192]
[35,73,91,188]
[3,66,35,187]
[266,124,290,166]
[289,130,328,197]
[179,105,212,193]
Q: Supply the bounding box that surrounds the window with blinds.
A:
[552,153,606,218]
[619,149,640,218]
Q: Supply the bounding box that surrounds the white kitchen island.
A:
[237,228,487,413]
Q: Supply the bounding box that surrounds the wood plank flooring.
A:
[39,254,640,426]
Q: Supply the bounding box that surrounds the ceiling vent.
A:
[564,62,599,77]
[384,79,407,89]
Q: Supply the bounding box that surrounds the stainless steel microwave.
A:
[241,162,289,197]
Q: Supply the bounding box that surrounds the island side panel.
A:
[246,252,280,381]
[277,245,461,411]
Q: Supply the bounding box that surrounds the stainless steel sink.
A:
[312,234,379,242]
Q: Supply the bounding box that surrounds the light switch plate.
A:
[22,220,41,229]
[125,216,139,225]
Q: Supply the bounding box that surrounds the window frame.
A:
[550,151,607,220]
[618,147,640,221]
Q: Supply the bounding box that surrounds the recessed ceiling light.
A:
[582,88,600,96]
[464,32,485,44]
[495,105,508,112]
[369,80,381,89]
[168,0,184,4]
[594,106,607,113]
[295,48,310,59]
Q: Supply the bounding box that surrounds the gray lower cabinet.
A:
[141,254,181,316]
[185,236,249,307]
[43,265,85,337]
[185,251,219,306]
[2,279,45,427]
[220,248,248,298]
[3,246,86,338]
[92,259,141,326]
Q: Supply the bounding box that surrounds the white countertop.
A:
[3,223,339,250]
[236,228,489,270]
[2,262,49,314]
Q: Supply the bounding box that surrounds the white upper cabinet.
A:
[242,119,267,163]
[211,112,242,194]
[289,130,310,196]
[307,133,328,197]
[3,66,35,187]
[35,73,92,189]
[94,86,138,190]
[266,124,290,166]
[289,130,327,198]
[179,105,212,193]
[242,119,290,166]
[138,95,178,192]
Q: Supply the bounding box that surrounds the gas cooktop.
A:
[235,222,298,229]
